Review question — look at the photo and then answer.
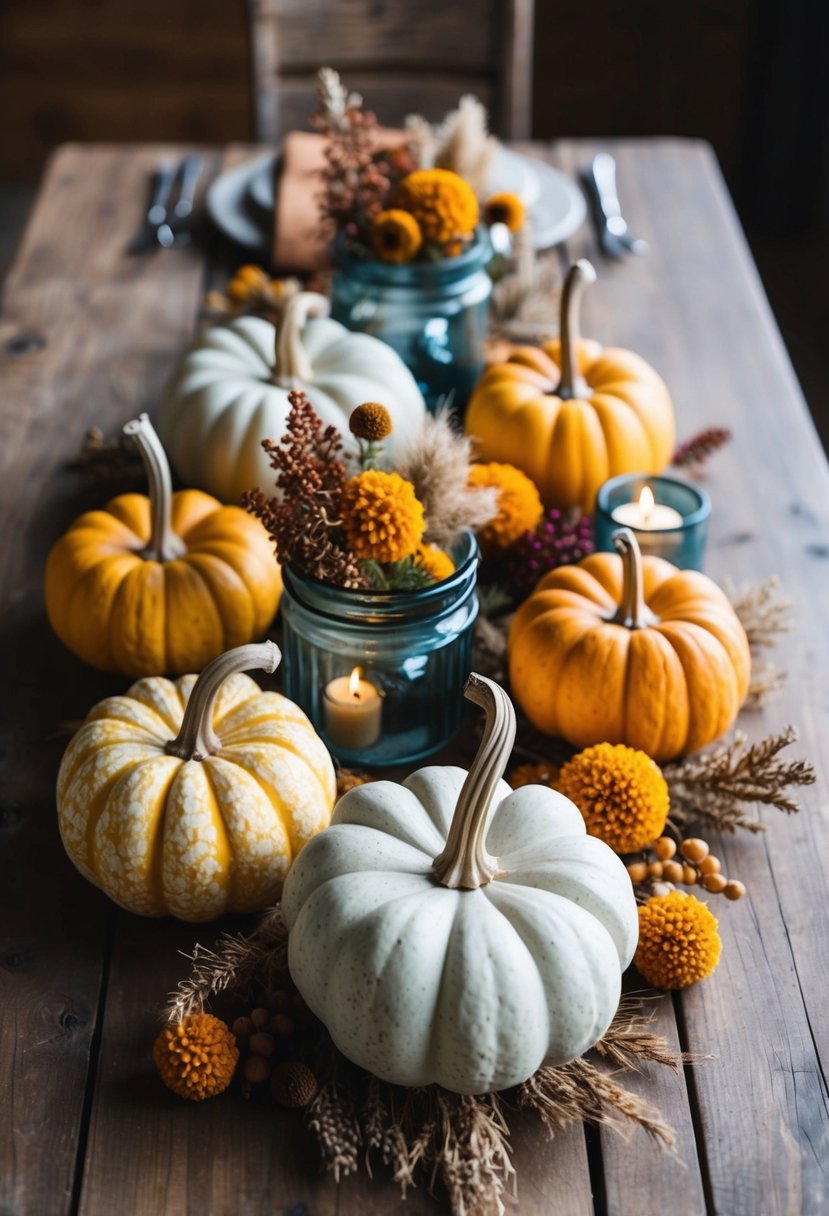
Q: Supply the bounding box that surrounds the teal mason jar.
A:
[330,231,492,412]
[280,532,479,767]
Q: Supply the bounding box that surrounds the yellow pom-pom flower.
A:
[393,169,479,249]
[349,402,393,442]
[468,462,543,553]
[415,543,456,583]
[557,742,669,853]
[371,209,423,264]
[341,470,425,563]
[635,890,722,989]
[154,1013,239,1101]
[484,192,525,232]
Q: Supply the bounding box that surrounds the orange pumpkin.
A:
[45,415,281,677]
[465,260,675,512]
[508,528,750,761]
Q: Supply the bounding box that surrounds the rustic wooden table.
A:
[1,140,827,1216]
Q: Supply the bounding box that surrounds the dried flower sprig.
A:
[730,575,794,651]
[664,726,815,834]
[201,266,303,326]
[671,426,732,473]
[626,834,746,904]
[505,507,595,599]
[70,426,145,489]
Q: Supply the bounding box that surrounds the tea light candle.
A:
[611,485,684,530]
[324,667,382,751]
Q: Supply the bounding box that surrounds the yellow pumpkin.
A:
[508,528,750,761]
[465,260,675,511]
[56,641,336,921]
[45,414,281,676]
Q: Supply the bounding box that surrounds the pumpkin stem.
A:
[123,414,187,563]
[432,673,515,890]
[273,292,331,387]
[165,641,281,761]
[608,528,658,629]
[554,259,596,400]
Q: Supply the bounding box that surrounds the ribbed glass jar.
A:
[281,532,479,766]
[330,232,492,412]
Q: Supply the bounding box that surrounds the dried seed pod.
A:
[662,860,684,884]
[249,1031,276,1058]
[250,1007,270,1030]
[702,873,728,894]
[682,864,698,885]
[267,989,291,1013]
[270,1013,295,1037]
[271,1061,319,1108]
[654,837,677,861]
[647,861,664,879]
[626,861,648,883]
[232,1016,254,1041]
[680,838,709,863]
[725,880,746,900]
[699,855,721,876]
[244,1054,272,1085]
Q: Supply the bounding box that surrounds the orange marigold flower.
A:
[635,891,722,989]
[349,402,393,442]
[393,169,479,249]
[227,264,270,303]
[154,1013,239,1101]
[509,761,561,790]
[415,543,456,583]
[371,209,422,263]
[484,192,525,232]
[341,470,425,563]
[468,462,543,553]
[557,742,669,853]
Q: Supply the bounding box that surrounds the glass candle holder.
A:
[594,473,711,569]
[330,231,492,412]
[280,532,480,767]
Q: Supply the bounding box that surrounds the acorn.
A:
[244,1054,272,1085]
[249,1031,276,1058]
[271,1061,319,1108]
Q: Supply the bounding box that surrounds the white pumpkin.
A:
[282,674,638,1095]
[157,291,426,504]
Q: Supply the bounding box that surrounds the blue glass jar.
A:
[281,532,479,767]
[330,232,492,412]
[595,473,712,570]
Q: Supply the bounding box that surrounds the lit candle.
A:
[323,667,383,751]
[611,485,684,530]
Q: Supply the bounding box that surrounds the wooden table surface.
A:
[1,140,827,1216]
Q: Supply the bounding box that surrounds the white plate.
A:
[206,147,585,258]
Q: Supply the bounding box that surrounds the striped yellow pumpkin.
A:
[56,642,336,922]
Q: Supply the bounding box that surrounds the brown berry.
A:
[699,855,721,876]
[680,838,709,863]
[647,861,664,879]
[702,873,728,893]
[725,880,746,901]
[244,1054,272,1085]
[271,1061,319,1108]
[232,1016,253,1041]
[270,1013,295,1037]
[682,865,698,885]
[654,837,677,861]
[626,861,648,883]
[249,1032,275,1058]
[250,1007,270,1030]
[662,860,684,884]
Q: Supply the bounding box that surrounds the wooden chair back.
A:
[247,0,534,142]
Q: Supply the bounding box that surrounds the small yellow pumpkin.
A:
[465,260,675,511]
[508,528,750,761]
[56,641,336,921]
[45,414,281,676]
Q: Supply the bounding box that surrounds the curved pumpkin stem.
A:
[165,641,281,761]
[608,528,658,630]
[554,259,596,400]
[273,291,330,388]
[123,414,187,563]
[433,673,515,890]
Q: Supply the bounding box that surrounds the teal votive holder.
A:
[594,474,711,570]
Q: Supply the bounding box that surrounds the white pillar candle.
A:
[611,485,683,530]
[324,667,383,751]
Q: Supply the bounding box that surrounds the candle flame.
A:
[348,666,362,699]
[638,485,655,523]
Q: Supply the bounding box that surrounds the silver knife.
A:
[156,154,204,248]
[583,153,649,259]
[127,160,178,255]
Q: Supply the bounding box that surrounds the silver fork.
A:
[583,153,649,259]
[155,154,204,248]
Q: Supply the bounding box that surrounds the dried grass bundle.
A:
[407,95,498,196]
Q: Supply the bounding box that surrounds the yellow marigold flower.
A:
[371,209,422,264]
[468,462,543,553]
[484,192,525,232]
[393,169,479,249]
[349,402,393,442]
[341,470,425,563]
[635,891,722,989]
[415,543,456,583]
[557,742,669,853]
[154,1013,239,1101]
[509,761,561,790]
[227,264,270,303]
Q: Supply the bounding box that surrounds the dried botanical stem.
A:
[665,727,815,833]
[744,662,786,711]
[727,575,794,652]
